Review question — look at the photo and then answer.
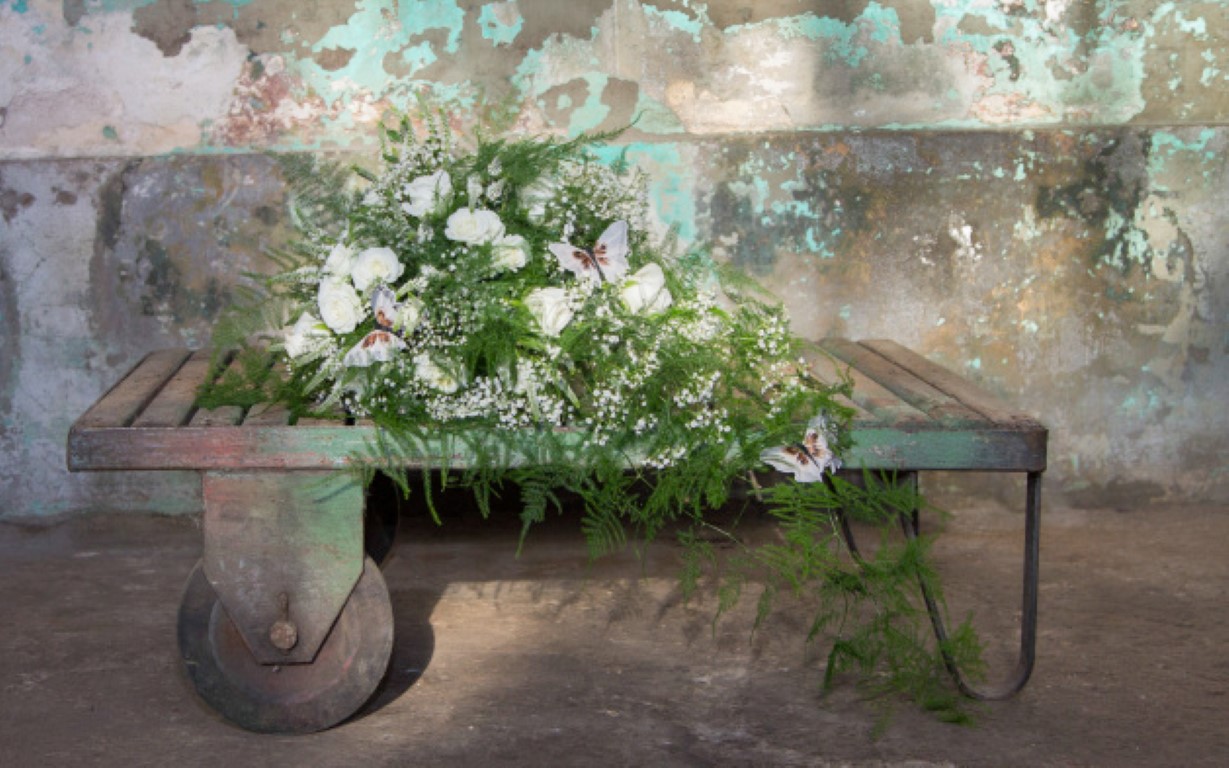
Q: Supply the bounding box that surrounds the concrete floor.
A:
[1,496,1227,767]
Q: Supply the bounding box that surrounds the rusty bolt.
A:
[269,619,299,652]
[269,591,298,652]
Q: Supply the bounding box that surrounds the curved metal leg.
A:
[897,472,1041,700]
[837,472,1042,700]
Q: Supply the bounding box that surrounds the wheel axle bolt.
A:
[270,592,298,652]
[269,619,298,651]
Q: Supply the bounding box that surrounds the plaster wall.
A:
[1,0,1226,516]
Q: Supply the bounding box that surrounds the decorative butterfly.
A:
[343,286,408,368]
[759,416,841,483]
[548,220,630,283]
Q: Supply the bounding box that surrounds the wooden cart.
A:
[67,339,1045,732]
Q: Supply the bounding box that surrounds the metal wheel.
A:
[178,555,394,733]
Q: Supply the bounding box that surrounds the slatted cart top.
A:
[67,340,1046,473]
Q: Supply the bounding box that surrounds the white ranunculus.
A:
[620,263,673,315]
[317,278,363,334]
[350,247,404,292]
[283,312,329,358]
[444,208,505,245]
[413,353,460,394]
[401,170,452,218]
[323,243,355,276]
[490,234,529,273]
[524,287,574,337]
[522,174,558,223]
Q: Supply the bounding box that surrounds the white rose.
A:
[317,278,363,334]
[522,175,558,223]
[396,295,424,333]
[524,287,574,337]
[283,312,329,358]
[401,170,452,218]
[350,247,404,292]
[323,243,355,276]
[444,208,505,245]
[413,353,460,394]
[490,234,529,273]
[620,263,673,315]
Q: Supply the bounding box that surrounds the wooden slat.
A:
[797,344,872,420]
[821,339,987,425]
[859,339,1043,428]
[131,350,216,428]
[295,412,348,427]
[189,354,246,427]
[809,342,931,425]
[74,349,191,429]
[67,424,592,471]
[243,402,292,426]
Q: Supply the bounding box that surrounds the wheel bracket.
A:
[201,471,364,665]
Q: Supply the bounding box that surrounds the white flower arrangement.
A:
[201,115,979,718]
[246,113,853,485]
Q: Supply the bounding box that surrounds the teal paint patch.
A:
[1150,128,1217,159]
[477,2,523,47]
[932,0,1147,125]
[1171,9,1208,37]
[401,41,438,73]
[295,0,466,108]
[567,74,609,134]
[781,14,867,67]
[592,142,697,243]
[725,2,908,69]
[6,0,28,12]
[642,4,705,43]
[102,126,119,140]
[1147,129,1220,193]
[708,145,853,272]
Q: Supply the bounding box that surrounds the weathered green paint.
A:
[202,470,363,664]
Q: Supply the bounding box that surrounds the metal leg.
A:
[897,471,1041,700]
[837,471,1042,700]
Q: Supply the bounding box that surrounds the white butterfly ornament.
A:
[343,285,409,368]
[549,220,630,283]
[759,416,842,483]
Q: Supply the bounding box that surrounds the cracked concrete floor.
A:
[1,497,1226,767]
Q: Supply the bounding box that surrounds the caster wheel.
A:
[177,556,393,733]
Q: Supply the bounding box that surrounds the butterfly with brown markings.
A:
[343,285,408,368]
[548,220,630,283]
[759,416,842,483]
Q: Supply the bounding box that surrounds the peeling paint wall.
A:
[1,0,1226,516]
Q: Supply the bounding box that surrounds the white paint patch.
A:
[948,214,983,262]
[0,9,249,159]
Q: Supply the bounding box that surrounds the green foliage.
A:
[691,472,985,724]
